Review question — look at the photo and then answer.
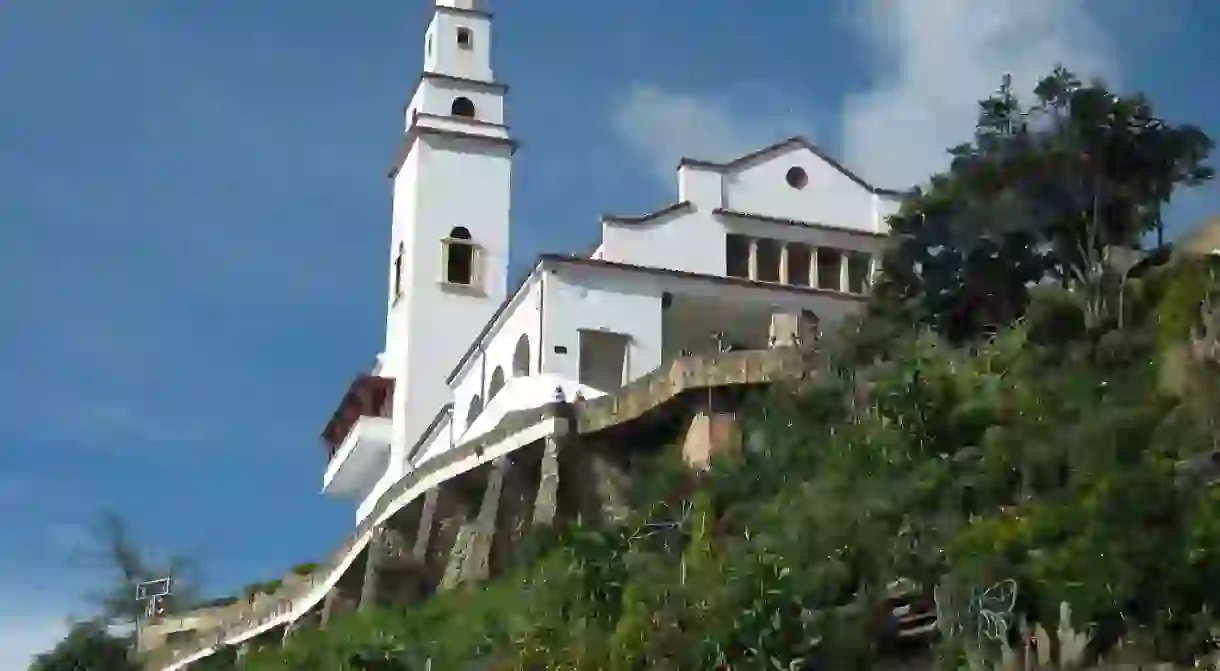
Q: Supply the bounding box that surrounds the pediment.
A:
[679,137,901,197]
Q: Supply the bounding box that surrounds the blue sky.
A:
[2,0,1219,665]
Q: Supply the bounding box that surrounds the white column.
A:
[779,243,790,285]
[747,239,759,281]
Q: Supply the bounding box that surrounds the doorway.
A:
[577,329,630,392]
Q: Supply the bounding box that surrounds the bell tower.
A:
[424,0,494,82]
[381,0,514,478]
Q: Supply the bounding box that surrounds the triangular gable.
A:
[678,136,902,197]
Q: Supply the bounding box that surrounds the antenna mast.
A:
[135,575,173,622]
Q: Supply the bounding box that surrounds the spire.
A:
[377,0,512,500]
[401,0,507,137]
[422,0,493,82]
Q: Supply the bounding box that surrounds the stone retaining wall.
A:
[142,349,805,669]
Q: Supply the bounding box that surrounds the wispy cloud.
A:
[612,0,1119,192]
[611,83,815,183]
[839,0,1118,190]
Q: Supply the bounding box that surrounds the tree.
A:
[73,510,202,626]
[27,621,139,671]
[245,296,1220,667]
[27,512,207,670]
[877,68,1214,342]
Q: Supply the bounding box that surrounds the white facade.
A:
[600,140,900,277]
[423,2,495,83]
[380,0,513,491]
[324,1,904,522]
[447,274,543,439]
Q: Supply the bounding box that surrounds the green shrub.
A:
[241,579,283,601]
[197,596,238,609]
[1156,259,1216,345]
[1025,285,1087,345]
[290,562,319,576]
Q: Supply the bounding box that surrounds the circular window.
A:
[785,166,808,189]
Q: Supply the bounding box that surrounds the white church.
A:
[147,0,903,665]
[321,0,901,522]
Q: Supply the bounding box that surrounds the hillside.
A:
[29,67,1220,671]
[222,69,1220,670]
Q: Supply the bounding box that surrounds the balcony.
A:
[321,375,394,497]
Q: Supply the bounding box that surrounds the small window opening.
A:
[443,226,476,286]
[787,242,812,286]
[456,27,473,49]
[755,239,782,283]
[488,366,505,400]
[450,96,476,118]
[816,248,842,290]
[392,243,405,300]
[785,166,809,189]
[466,395,483,427]
[725,234,751,278]
[511,334,531,376]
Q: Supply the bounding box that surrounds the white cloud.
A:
[611,83,814,183]
[612,0,1119,191]
[840,0,1118,190]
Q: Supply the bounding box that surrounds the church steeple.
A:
[377,0,514,487]
[403,0,507,140]
[422,0,494,83]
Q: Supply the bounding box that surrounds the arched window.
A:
[450,96,476,119]
[488,366,505,400]
[443,226,477,286]
[391,242,404,301]
[466,394,483,427]
[512,334,531,376]
[456,27,473,49]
